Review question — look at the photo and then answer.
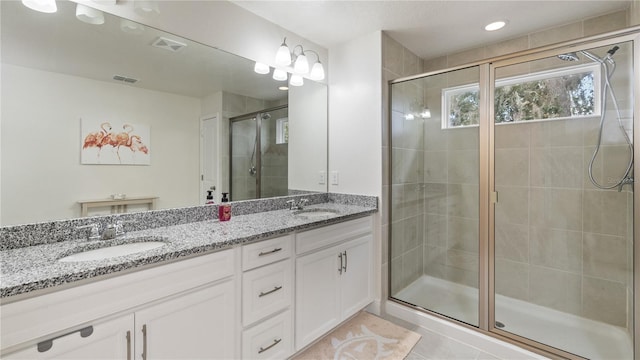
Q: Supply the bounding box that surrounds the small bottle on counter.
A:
[218,193,231,221]
[206,190,215,204]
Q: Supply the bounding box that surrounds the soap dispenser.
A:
[206,190,215,204]
[218,193,231,221]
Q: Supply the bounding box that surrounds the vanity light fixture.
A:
[134,0,160,16]
[485,20,507,31]
[275,38,292,67]
[420,107,432,119]
[290,74,304,87]
[254,62,270,75]
[273,37,325,81]
[273,68,288,81]
[293,52,309,74]
[76,3,105,25]
[21,0,57,13]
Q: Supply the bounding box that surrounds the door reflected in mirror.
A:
[0,1,328,226]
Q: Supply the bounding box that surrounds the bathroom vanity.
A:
[0,198,376,359]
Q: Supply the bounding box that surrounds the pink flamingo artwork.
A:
[81,120,150,165]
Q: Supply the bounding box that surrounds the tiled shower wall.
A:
[385,7,636,329]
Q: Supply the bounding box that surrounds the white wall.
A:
[328,31,382,196]
[1,65,201,225]
[289,80,328,192]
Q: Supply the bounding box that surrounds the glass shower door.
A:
[492,40,634,359]
[259,107,289,198]
[230,116,258,201]
[390,66,481,327]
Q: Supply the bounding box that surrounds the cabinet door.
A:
[295,245,341,350]
[134,280,235,360]
[4,314,133,360]
[340,235,373,320]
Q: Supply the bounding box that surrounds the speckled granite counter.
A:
[0,201,377,299]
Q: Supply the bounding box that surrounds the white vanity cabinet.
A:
[294,216,374,351]
[1,250,237,360]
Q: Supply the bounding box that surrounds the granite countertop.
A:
[0,203,376,300]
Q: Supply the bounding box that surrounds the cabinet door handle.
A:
[37,325,94,352]
[126,330,132,360]
[338,253,343,274]
[258,247,282,256]
[343,251,348,273]
[258,338,282,354]
[142,324,148,360]
[258,285,283,297]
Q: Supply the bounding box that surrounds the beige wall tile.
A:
[448,48,486,67]
[495,123,531,148]
[391,147,404,185]
[391,184,405,222]
[447,127,479,151]
[404,183,422,216]
[545,189,583,231]
[423,245,447,277]
[495,186,529,225]
[447,183,479,219]
[495,148,529,186]
[424,151,447,183]
[403,47,420,77]
[383,33,404,76]
[529,21,583,49]
[530,147,583,189]
[486,36,529,58]
[423,56,447,73]
[390,255,404,295]
[444,265,479,288]
[447,150,479,184]
[424,118,448,151]
[583,190,628,236]
[403,215,422,251]
[584,232,628,283]
[391,220,405,258]
[424,213,447,248]
[495,221,529,262]
[584,10,628,37]
[446,249,478,272]
[583,276,627,327]
[424,183,448,215]
[530,226,582,272]
[446,66,481,87]
[403,149,424,184]
[529,266,582,314]
[447,216,479,253]
[403,245,424,286]
[495,259,529,300]
[382,148,390,186]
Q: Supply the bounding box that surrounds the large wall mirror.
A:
[0,1,328,226]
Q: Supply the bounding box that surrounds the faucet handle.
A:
[76,223,101,240]
[286,199,296,210]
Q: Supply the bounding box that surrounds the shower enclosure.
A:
[389,32,637,359]
[230,105,289,201]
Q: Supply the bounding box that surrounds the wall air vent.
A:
[113,75,139,84]
[151,36,187,52]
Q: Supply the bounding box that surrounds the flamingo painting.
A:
[80,119,150,165]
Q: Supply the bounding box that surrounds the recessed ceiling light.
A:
[485,20,507,31]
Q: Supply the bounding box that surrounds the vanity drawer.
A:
[242,235,293,271]
[242,310,293,360]
[296,216,372,255]
[242,259,292,327]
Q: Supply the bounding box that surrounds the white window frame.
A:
[441,63,602,129]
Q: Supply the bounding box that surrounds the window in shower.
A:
[492,41,633,359]
[389,66,481,327]
[442,63,601,128]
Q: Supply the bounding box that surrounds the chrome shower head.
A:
[558,52,579,61]
[261,113,271,121]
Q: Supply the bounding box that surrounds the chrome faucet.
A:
[75,220,132,241]
[286,198,309,210]
[75,223,101,241]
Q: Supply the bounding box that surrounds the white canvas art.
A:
[81,119,151,165]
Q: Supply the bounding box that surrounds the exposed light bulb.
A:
[253,62,270,75]
[275,38,292,67]
[290,74,304,87]
[309,62,325,81]
[420,108,432,119]
[21,0,57,13]
[76,4,105,25]
[405,113,415,121]
[272,69,288,81]
[293,53,309,74]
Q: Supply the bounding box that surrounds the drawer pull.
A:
[258,338,282,354]
[259,285,283,297]
[142,324,148,360]
[37,326,94,352]
[258,247,282,256]
[126,330,132,360]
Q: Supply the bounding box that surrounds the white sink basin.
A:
[293,208,340,219]
[59,241,166,262]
